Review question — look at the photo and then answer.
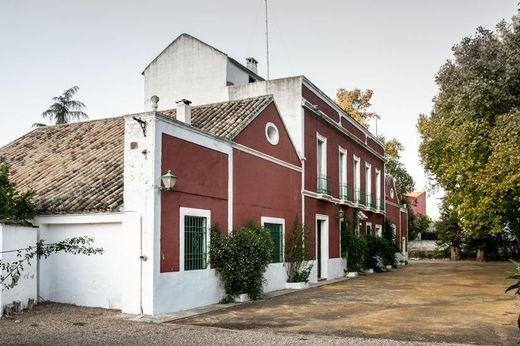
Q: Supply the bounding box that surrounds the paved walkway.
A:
[173,261,519,345]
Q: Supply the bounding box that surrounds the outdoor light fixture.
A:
[338,209,345,220]
[161,170,177,191]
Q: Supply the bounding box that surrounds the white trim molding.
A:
[261,216,286,263]
[232,143,302,173]
[179,207,211,272]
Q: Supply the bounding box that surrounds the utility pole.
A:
[265,0,270,80]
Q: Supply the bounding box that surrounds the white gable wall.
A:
[144,35,229,110]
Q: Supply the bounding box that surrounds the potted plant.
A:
[285,222,313,289]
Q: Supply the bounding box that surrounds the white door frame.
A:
[316,214,329,279]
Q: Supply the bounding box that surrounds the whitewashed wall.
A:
[0,223,38,315]
[34,214,122,309]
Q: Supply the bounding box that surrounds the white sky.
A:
[0,0,517,219]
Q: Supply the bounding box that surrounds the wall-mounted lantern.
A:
[337,209,345,221]
[161,170,177,191]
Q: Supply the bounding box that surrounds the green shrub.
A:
[0,163,35,221]
[209,224,273,301]
[285,221,313,283]
[366,236,398,271]
[345,231,368,273]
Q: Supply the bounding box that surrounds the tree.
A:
[435,200,466,261]
[0,163,35,221]
[418,12,520,259]
[335,88,378,128]
[378,136,415,204]
[41,86,88,125]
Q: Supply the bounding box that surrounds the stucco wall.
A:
[228,77,304,155]
[0,223,38,315]
[144,34,229,110]
[35,215,122,309]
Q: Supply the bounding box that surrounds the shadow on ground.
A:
[172,261,519,345]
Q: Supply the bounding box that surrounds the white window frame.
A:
[375,224,382,237]
[375,168,381,209]
[338,147,347,198]
[366,222,373,237]
[353,155,361,202]
[365,163,372,207]
[261,216,285,263]
[316,133,327,177]
[180,207,211,272]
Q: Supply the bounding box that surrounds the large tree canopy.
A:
[418,13,520,240]
[336,88,378,128]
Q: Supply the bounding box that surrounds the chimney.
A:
[245,57,258,74]
[176,99,192,124]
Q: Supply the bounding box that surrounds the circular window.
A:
[265,122,279,145]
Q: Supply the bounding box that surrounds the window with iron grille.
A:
[264,223,283,263]
[184,215,208,270]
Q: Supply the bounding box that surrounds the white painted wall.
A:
[35,215,122,309]
[327,258,346,279]
[144,34,229,110]
[263,263,288,292]
[228,76,304,155]
[0,223,38,315]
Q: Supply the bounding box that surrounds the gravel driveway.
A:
[0,261,517,345]
[0,303,468,345]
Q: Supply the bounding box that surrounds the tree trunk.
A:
[450,245,461,261]
[476,248,486,262]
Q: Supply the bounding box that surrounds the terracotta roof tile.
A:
[161,94,273,139]
[0,95,273,214]
[0,118,124,214]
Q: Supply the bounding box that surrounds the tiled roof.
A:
[0,95,273,214]
[161,94,273,139]
[0,118,124,214]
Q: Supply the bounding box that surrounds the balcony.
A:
[317,175,331,195]
[339,184,353,202]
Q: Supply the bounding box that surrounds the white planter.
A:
[345,272,358,278]
[386,265,393,271]
[285,282,309,289]
[233,293,250,303]
[365,269,374,274]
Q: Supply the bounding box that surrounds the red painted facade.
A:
[406,192,427,216]
[302,86,386,268]
[233,102,302,228]
[160,134,229,273]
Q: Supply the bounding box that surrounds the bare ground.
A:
[0,261,518,345]
[173,261,520,345]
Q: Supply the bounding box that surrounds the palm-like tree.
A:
[41,86,88,125]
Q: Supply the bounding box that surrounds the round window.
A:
[265,122,279,145]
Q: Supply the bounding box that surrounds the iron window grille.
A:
[264,223,283,263]
[184,215,208,270]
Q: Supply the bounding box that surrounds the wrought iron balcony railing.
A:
[339,184,354,202]
[317,175,331,195]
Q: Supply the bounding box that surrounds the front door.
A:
[317,220,322,279]
[316,216,328,280]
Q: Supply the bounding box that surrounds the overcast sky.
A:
[0,0,517,219]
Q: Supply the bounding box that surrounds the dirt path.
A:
[173,261,519,345]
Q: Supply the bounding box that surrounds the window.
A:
[265,122,279,145]
[353,156,361,202]
[365,163,372,207]
[339,147,347,200]
[366,222,372,237]
[317,134,329,194]
[262,217,285,263]
[180,207,210,271]
[375,169,381,210]
[375,224,382,237]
